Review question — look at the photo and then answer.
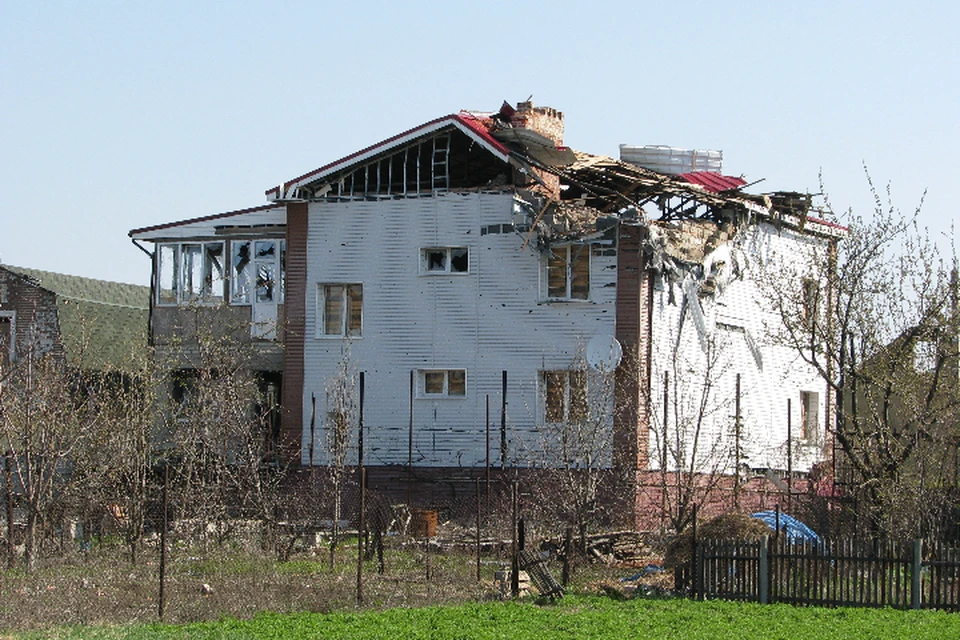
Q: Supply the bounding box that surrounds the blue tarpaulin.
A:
[750,511,821,544]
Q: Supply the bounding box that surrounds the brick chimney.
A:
[507,100,565,198]
[510,101,564,146]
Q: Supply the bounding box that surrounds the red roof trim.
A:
[265,113,511,199]
[128,203,282,237]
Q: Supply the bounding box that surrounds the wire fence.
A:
[0,469,600,629]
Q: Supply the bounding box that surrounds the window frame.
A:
[420,247,469,275]
[316,283,363,338]
[230,238,286,306]
[545,244,590,301]
[542,369,588,423]
[156,241,226,306]
[417,369,467,398]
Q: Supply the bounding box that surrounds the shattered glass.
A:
[450,248,468,273]
[232,241,252,304]
[426,250,447,271]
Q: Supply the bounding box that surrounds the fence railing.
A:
[696,537,960,611]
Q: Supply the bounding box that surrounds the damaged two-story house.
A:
[129,101,842,526]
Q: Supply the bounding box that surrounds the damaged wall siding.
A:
[301,192,618,467]
[646,222,826,475]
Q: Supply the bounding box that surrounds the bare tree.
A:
[160,305,277,546]
[646,330,738,535]
[322,344,357,569]
[530,350,619,552]
[72,362,156,563]
[0,339,92,571]
[760,172,959,536]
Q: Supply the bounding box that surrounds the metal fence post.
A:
[912,539,922,610]
[356,467,366,606]
[691,504,699,599]
[759,535,769,604]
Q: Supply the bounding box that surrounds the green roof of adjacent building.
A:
[2,265,150,371]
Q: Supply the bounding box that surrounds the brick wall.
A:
[0,268,63,364]
[510,101,565,146]
[280,202,309,465]
[633,470,809,531]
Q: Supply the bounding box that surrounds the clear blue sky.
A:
[1,1,955,285]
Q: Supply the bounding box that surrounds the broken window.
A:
[318,284,363,337]
[231,239,285,305]
[800,390,819,440]
[546,244,590,300]
[255,241,277,303]
[421,247,469,274]
[419,369,466,397]
[543,370,587,423]
[157,242,225,304]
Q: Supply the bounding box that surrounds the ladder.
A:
[431,134,450,192]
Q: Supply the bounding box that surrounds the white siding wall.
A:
[302,192,617,467]
[647,222,828,475]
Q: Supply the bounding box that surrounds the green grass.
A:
[14,596,960,640]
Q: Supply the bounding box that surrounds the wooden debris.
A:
[519,550,563,598]
[578,531,657,565]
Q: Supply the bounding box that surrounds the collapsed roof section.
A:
[265,100,840,247]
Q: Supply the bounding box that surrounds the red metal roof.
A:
[679,171,746,193]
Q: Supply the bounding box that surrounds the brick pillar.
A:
[280,202,308,466]
[613,223,653,528]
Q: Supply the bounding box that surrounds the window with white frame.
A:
[800,390,819,440]
[231,239,285,305]
[543,370,587,423]
[317,284,363,337]
[546,244,590,300]
[419,369,466,397]
[420,247,469,274]
[157,242,225,305]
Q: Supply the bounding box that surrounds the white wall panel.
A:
[301,193,617,467]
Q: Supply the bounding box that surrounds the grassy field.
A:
[10,595,960,639]
[3,528,957,639]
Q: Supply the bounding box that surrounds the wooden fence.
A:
[696,537,960,611]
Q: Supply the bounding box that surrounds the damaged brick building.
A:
[129,100,841,527]
[0,265,149,377]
